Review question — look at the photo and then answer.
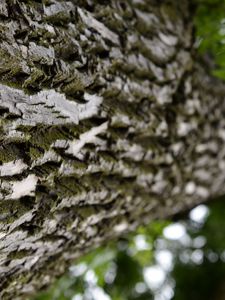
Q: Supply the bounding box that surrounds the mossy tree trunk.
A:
[0,0,225,298]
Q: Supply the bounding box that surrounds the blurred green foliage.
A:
[34,201,225,300]
[195,0,225,78]
[172,201,225,300]
[33,222,168,300]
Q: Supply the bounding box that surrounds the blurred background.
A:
[33,201,225,300]
[32,1,225,299]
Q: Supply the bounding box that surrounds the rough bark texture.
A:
[0,0,225,298]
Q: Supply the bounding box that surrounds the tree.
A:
[0,0,225,298]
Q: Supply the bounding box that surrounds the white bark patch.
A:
[0,232,6,240]
[9,174,38,199]
[0,0,8,17]
[28,42,55,65]
[158,32,178,46]
[78,8,120,45]
[196,186,209,199]
[9,211,34,233]
[153,85,173,104]
[66,122,108,157]
[81,93,104,119]
[44,2,74,18]
[0,159,28,177]
[24,255,40,270]
[185,181,196,195]
[218,129,225,141]
[0,85,103,126]
[177,121,193,137]
[114,222,128,233]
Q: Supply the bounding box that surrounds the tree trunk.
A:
[0,0,225,298]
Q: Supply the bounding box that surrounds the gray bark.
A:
[0,0,225,298]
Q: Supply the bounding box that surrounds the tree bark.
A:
[0,0,225,298]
